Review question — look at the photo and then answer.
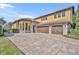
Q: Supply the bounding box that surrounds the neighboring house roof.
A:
[34,6,74,20]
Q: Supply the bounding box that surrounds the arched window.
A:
[25,23,28,30]
[22,23,24,30]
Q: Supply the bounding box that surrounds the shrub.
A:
[0,25,4,35]
[12,29,19,33]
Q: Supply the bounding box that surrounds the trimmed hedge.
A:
[12,29,19,33]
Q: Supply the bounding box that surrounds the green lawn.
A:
[0,37,24,55]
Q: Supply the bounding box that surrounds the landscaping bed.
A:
[0,37,24,55]
[64,34,79,40]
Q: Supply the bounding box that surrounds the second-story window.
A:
[62,12,65,17]
[54,14,57,19]
[41,16,47,21]
[58,13,61,18]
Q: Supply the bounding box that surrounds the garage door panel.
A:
[52,25,63,34]
[37,26,49,33]
[37,25,63,34]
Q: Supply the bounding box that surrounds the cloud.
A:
[0,13,8,16]
[2,9,34,19]
[0,3,14,8]
[41,8,45,11]
[0,4,34,22]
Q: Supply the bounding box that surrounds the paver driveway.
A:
[7,33,79,55]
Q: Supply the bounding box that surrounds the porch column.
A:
[19,22,23,33]
[27,24,29,32]
[19,23,20,32]
[35,24,37,33]
[31,23,33,33]
[20,22,24,33]
[31,25,33,33]
[22,23,24,31]
[20,23,22,32]
[49,25,52,34]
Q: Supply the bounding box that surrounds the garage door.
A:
[52,25,63,34]
[37,26,49,33]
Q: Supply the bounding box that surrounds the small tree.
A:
[0,17,6,25]
[72,4,79,36]
[0,17,6,35]
[3,22,12,32]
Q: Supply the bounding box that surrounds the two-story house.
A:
[12,6,74,35]
[34,6,74,35]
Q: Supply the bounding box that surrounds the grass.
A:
[64,34,79,40]
[64,29,79,40]
[0,37,24,55]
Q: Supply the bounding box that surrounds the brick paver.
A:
[7,33,79,55]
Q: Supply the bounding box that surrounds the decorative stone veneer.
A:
[63,23,70,35]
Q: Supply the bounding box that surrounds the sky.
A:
[0,3,78,22]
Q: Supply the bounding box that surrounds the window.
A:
[58,13,61,18]
[54,12,65,18]
[29,25,30,31]
[25,23,27,30]
[41,16,47,21]
[54,14,57,19]
[33,25,35,32]
[62,12,65,17]
[54,13,61,18]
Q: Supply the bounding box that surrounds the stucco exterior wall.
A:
[11,7,74,34]
[34,8,73,24]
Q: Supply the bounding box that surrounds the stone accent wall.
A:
[63,24,70,35]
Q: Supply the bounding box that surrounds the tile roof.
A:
[34,6,74,20]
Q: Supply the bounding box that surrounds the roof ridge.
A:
[34,6,74,20]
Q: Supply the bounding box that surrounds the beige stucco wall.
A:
[35,8,73,24]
